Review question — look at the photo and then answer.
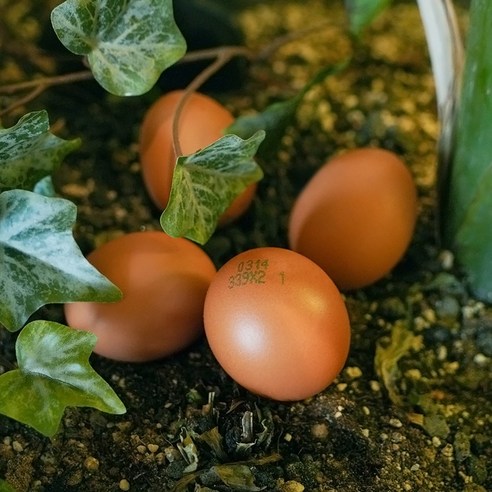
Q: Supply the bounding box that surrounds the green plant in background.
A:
[0,0,490,442]
[440,0,492,302]
[351,0,491,301]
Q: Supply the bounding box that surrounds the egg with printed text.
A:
[203,247,351,401]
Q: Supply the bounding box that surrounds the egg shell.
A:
[203,247,351,401]
[288,148,418,291]
[139,90,256,225]
[64,231,217,362]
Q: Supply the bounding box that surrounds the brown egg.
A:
[203,247,351,401]
[139,90,256,225]
[64,231,216,362]
[288,148,418,291]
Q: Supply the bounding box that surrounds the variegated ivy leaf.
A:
[0,320,126,436]
[51,0,187,96]
[160,131,265,245]
[0,190,122,331]
[0,111,80,193]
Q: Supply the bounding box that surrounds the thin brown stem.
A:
[172,46,252,158]
[0,70,93,95]
[0,84,47,118]
[180,45,252,64]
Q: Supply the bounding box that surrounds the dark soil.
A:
[1,1,490,491]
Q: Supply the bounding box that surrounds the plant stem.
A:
[0,70,94,94]
[171,46,252,158]
[0,70,94,118]
[0,85,47,118]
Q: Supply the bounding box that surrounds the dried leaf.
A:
[374,320,423,405]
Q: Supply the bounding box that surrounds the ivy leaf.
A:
[0,321,126,437]
[160,131,265,245]
[0,190,122,332]
[51,0,187,96]
[227,63,348,157]
[0,111,80,193]
[441,0,492,302]
[344,0,393,36]
[33,176,57,197]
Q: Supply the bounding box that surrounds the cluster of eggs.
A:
[65,91,418,401]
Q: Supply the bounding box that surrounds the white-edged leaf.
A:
[51,0,187,96]
[416,0,464,237]
[160,131,265,245]
[0,190,122,331]
[0,111,80,192]
[0,321,126,436]
[416,0,464,121]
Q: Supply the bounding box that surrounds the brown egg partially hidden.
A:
[288,148,418,291]
[64,231,217,362]
[204,247,351,401]
[139,90,256,225]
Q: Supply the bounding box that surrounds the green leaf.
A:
[0,190,122,331]
[0,111,80,193]
[0,480,16,492]
[51,0,187,96]
[344,0,393,36]
[160,131,265,244]
[0,321,126,436]
[442,0,492,302]
[226,97,298,158]
[227,63,348,157]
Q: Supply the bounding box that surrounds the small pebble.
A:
[12,441,23,452]
[439,250,454,270]
[345,366,362,379]
[311,423,329,439]
[119,479,130,491]
[84,456,100,472]
[473,353,488,366]
[370,380,381,392]
[147,444,159,453]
